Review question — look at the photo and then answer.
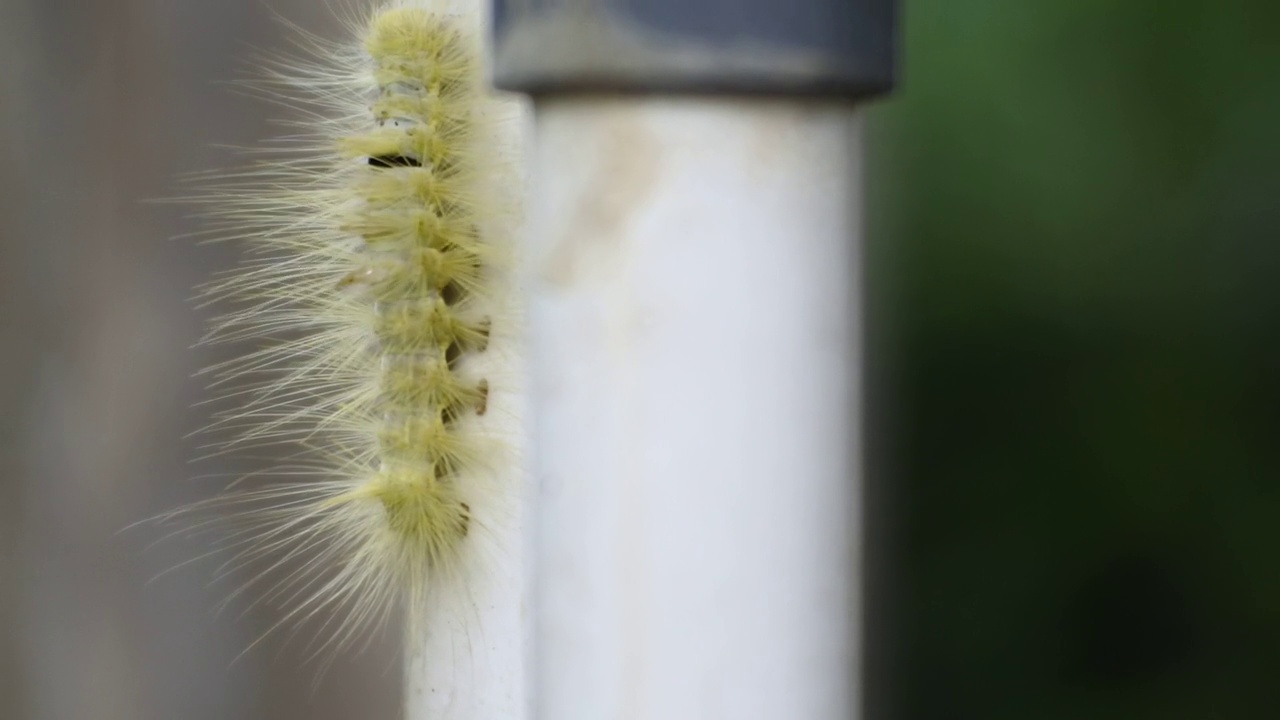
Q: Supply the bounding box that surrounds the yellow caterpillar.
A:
[182,0,523,670]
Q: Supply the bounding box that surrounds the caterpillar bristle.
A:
[169,0,524,670]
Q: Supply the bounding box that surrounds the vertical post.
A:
[495,1,896,718]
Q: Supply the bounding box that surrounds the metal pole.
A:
[494,2,896,718]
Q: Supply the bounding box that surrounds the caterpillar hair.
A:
[170,0,525,682]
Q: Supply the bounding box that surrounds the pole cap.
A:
[492,0,897,99]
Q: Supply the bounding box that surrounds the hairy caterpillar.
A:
[175,0,526,695]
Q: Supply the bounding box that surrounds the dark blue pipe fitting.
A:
[492,0,897,99]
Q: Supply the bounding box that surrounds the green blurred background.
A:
[2,0,1277,718]
[866,1,1280,718]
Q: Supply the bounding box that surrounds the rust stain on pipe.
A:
[540,103,664,288]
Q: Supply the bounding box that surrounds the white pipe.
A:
[404,475,527,720]
[526,98,863,719]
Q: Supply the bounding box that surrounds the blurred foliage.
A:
[868,0,1280,717]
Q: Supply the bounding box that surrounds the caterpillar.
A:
[177,0,525,687]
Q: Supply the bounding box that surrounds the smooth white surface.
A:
[527,98,863,720]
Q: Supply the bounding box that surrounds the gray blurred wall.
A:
[1,1,399,718]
